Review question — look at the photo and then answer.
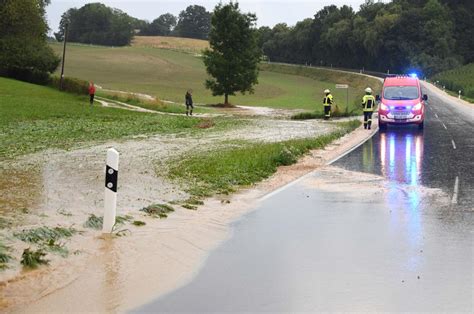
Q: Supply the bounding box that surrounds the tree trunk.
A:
[224,93,228,105]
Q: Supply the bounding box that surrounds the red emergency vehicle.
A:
[377,75,428,130]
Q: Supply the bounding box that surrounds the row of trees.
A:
[0,0,59,83]
[258,0,473,76]
[54,3,212,46]
[54,3,135,46]
[139,5,211,40]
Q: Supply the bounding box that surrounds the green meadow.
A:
[432,63,474,101]
[0,77,238,160]
[49,41,376,111]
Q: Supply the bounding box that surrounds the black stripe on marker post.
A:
[105,165,118,193]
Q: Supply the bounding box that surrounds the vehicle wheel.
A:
[379,122,387,132]
[418,121,424,130]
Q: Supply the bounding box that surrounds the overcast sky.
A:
[47,1,386,34]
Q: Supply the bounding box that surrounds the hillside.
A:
[49,39,379,111]
[432,63,474,101]
[0,77,211,159]
[132,36,209,54]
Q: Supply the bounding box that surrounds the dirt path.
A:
[99,88,305,118]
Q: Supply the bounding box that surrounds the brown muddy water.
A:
[0,118,339,311]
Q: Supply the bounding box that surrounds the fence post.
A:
[103,148,119,233]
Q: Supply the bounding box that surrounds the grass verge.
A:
[291,107,360,120]
[168,120,361,198]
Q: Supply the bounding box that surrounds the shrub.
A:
[49,76,89,95]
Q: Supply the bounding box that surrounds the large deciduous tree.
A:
[140,13,177,36]
[174,5,211,39]
[203,2,261,105]
[0,0,60,83]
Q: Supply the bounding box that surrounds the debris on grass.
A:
[44,239,69,257]
[182,204,197,210]
[196,118,215,129]
[116,215,133,225]
[114,229,131,237]
[185,198,204,206]
[83,214,102,229]
[57,209,73,216]
[15,226,76,244]
[19,207,30,214]
[0,242,13,270]
[0,217,12,229]
[139,204,174,218]
[84,214,133,229]
[21,248,49,269]
[132,220,146,226]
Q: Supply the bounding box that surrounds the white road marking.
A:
[435,113,439,119]
[452,176,459,204]
[451,140,457,150]
[260,125,378,201]
[442,122,448,130]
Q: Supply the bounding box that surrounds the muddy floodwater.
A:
[0,117,340,311]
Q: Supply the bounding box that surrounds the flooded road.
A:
[138,84,473,312]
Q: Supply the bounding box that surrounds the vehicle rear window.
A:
[383,86,419,100]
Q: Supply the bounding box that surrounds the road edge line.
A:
[260,124,379,201]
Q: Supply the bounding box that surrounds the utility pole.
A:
[60,23,69,91]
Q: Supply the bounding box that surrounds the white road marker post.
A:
[103,148,119,233]
[336,84,349,113]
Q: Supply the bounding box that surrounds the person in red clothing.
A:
[88,82,96,105]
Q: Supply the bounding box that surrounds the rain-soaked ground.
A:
[137,83,473,312]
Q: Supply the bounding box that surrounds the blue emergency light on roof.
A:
[409,73,418,78]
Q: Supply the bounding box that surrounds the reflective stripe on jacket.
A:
[362,95,376,112]
[323,94,333,106]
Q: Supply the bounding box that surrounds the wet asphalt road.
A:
[136,86,473,312]
[334,83,474,210]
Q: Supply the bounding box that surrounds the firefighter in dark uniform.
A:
[362,87,376,129]
[185,90,193,116]
[323,89,333,120]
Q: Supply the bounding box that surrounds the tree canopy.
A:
[139,13,177,36]
[54,3,135,46]
[0,0,60,83]
[260,0,473,76]
[203,2,261,105]
[175,5,211,39]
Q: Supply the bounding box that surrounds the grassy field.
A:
[432,63,474,102]
[0,77,238,160]
[50,40,375,111]
[132,36,209,54]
